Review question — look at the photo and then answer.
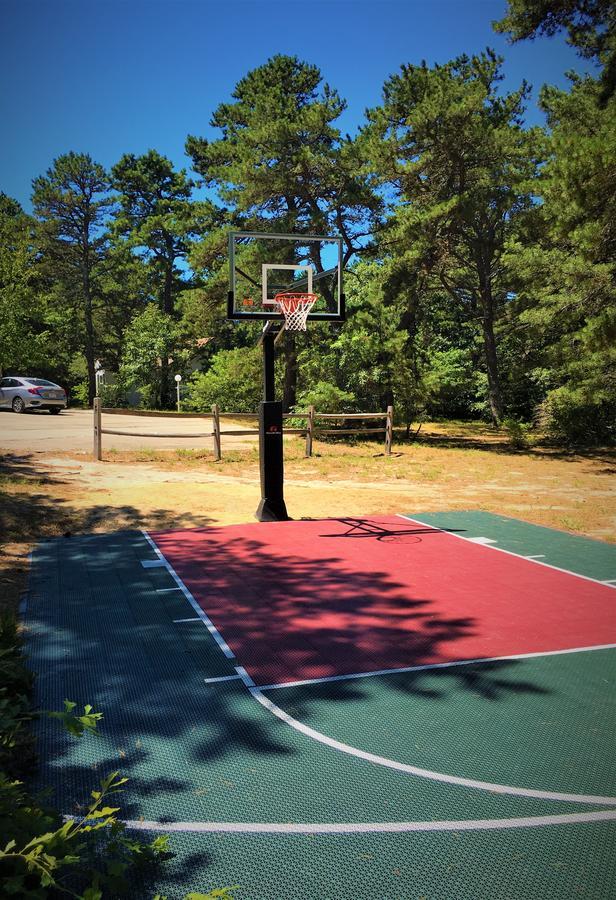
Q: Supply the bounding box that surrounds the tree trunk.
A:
[282,334,297,412]
[381,386,394,412]
[162,253,174,315]
[479,285,503,425]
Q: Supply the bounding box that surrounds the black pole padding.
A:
[262,330,276,402]
[256,400,289,521]
[227,290,235,319]
[339,292,346,321]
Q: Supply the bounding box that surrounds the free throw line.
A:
[257,643,616,691]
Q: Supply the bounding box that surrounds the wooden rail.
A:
[93,400,393,460]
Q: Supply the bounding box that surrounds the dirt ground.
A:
[2,421,615,613]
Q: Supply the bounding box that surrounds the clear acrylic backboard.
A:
[227,231,344,322]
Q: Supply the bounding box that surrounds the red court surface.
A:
[150,516,616,687]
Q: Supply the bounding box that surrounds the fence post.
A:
[212,404,222,460]
[93,398,102,461]
[385,405,393,455]
[305,405,315,457]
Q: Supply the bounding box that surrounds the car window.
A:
[2,378,19,387]
[26,379,56,386]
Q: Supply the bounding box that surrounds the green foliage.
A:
[186,54,382,407]
[502,417,532,449]
[0,768,170,898]
[0,614,36,780]
[295,382,356,413]
[363,50,545,424]
[505,75,616,443]
[120,305,186,409]
[186,347,263,412]
[538,386,616,444]
[46,700,103,738]
[31,153,113,405]
[4,46,615,445]
[97,380,128,408]
[0,618,173,899]
[423,349,486,420]
[0,194,59,377]
[111,151,210,320]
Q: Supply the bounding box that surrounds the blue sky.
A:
[1,0,591,211]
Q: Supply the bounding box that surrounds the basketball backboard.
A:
[228,231,344,322]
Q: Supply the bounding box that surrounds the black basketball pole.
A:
[256,327,289,521]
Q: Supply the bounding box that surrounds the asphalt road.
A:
[0,408,259,453]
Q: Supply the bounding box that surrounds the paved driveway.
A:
[0,408,258,453]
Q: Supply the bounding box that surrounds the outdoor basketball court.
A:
[26,511,616,898]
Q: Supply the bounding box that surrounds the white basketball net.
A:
[274,292,317,331]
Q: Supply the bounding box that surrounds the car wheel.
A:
[49,408,62,415]
[12,397,26,413]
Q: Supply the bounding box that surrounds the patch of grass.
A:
[0,474,45,488]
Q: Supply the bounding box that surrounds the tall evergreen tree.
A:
[507,73,616,441]
[364,51,543,424]
[0,194,52,375]
[111,150,205,405]
[32,153,112,404]
[186,55,382,409]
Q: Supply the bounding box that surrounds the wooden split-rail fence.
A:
[93,399,393,461]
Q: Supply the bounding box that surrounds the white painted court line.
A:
[141,530,236,659]
[235,665,257,687]
[467,536,497,544]
[156,587,183,593]
[203,674,243,685]
[525,555,546,559]
[173,617,203,624]
[244,680,616,806]
[397,514,616,588]
[141,559,166,568]
[257,643,616,691]
[115,808,616,834]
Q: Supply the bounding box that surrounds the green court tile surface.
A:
[24,521,616,899]
[404,510,616,581]
[135,824,616,900]
[272,648,616,797]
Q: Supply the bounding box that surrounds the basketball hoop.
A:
[274,292,317,331]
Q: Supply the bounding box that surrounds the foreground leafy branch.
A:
[0,615,237,898]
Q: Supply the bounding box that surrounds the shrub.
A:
[0,614,170,898]
[537,386,616,445]
[186,348,263,413]
[502,417,532,450]
[71,379,90,408]
[294,382,356,413]
[0,614,236,898]
[98,380,128,408]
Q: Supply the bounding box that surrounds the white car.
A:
[0,376,68,414]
